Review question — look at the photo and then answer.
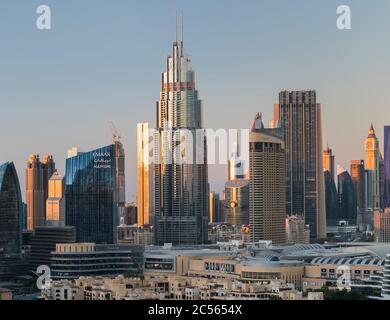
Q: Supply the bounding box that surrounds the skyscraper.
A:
[249,113,286,245]
[0,162,22,258]
[275,90,326,240]
[209,192,224,223]
[137,122,153,226]
[26,155,55,230]
[323,145,335,181]
[324,170,338,227]
[65,141,125,244]
[337,167,357,225]
[42,155,56,216]
[154,22,209,245]
[365,124,382,210]
[46,171,65,225]
[351,160,366,211]
[384,126,390,209]
[224,179,249,226]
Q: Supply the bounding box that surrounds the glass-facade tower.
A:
[154,28,209,245]
[0,162,22,258]
[65,142,125,244]
[384,126,390,209]
[275,90,326,240]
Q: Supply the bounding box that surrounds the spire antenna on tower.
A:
[181,12,184,44]
[174,12,178,43]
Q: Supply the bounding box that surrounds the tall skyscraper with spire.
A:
[365,124,382,210]
[275,90,326,240]
[154,18,209,245]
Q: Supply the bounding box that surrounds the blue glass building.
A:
[0,162,22,258]
[384,126,390,208]
[65,142,125,244]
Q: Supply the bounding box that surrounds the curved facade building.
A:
[324,170,338,227]
[337,170,357,225]
[65,143,125,244]
[224,179,249,226]
[0,162,22,259]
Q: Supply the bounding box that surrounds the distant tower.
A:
[384,126,390,209]
[365,124,382,210]
[324,170,338,227]
[224,179,249,226]
[137,123,153,226]
[351,160,366,211]
[46,171,65,226]
[275,90,326,240]
[337,167,357,225]
[249,113,286,245]
[323,145,335,181]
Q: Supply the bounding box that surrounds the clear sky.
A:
[1,0,389,201]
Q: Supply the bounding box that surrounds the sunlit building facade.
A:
[137,122,153,226]
[365,124,382,210]
[154,28,208,245]
[323,145,335,181]
[46,171,65,225]
[249,113,286,245]
[224,180,249,227]
[351,160,366,211]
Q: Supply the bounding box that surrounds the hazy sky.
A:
[1,0,389,201]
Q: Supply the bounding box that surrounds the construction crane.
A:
[108,121,122,143]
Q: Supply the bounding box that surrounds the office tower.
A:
[137,122,153,226]
[323,145,335,181]
[26,155,44,230]
[224,180,249,226]
[337,167,357,225]
[275,90,326,240]
[324,170,338,227]
[46,171,65,225]
[209,192,224,223]
[385,126,390,208]
[154,23,209,245]
[42,155,56,215]
[65,142,125,244]
[351,160,366,211]
[124,203,138,226]
[365,124,382,210]
[374,208,390,243]
[26,154,55,230]
[29,226,76,269]
[0,162,22,258]
[249,113,286,245]
[286,215,310,244]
